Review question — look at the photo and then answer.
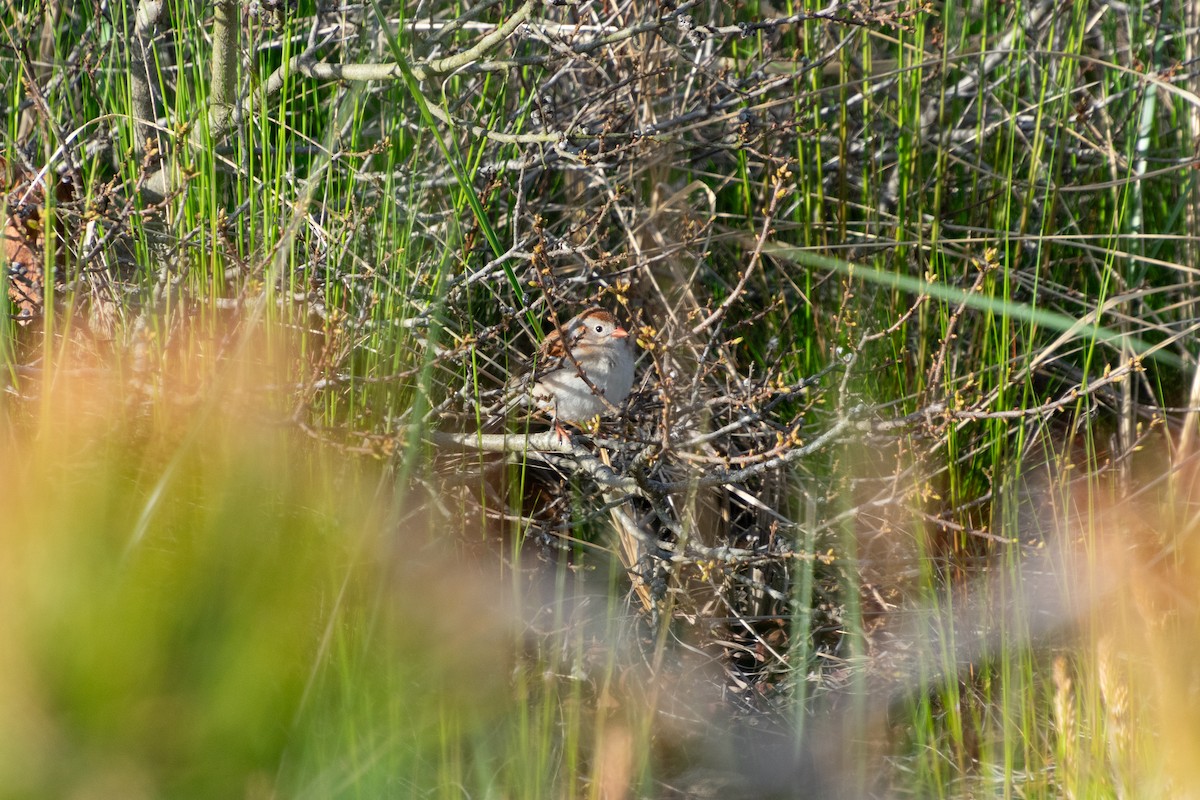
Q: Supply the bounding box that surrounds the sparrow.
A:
[505,307,636,428]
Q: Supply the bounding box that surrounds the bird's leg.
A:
[550,406,571,445]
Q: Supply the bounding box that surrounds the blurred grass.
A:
[0,336,537,799]
[0,358,341,796]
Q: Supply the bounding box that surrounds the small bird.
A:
[505,307,636,430]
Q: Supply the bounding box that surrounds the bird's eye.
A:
[595,324,604,333]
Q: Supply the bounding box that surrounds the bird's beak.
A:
[612,327,629,339]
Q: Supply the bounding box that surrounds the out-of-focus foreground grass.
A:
[0,332,526,800]
[7,332,1200,800]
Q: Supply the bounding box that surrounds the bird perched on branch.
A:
[500,306,636,434]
